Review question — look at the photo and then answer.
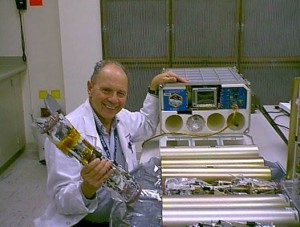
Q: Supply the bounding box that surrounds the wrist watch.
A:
[148,86,159,96]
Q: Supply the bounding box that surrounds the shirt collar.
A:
[91,109,119,134]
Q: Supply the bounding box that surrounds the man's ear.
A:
[87,80,93,95]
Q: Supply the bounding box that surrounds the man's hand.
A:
[80,158,113,199]
[149,70,189,91]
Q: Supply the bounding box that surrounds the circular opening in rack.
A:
[227,112,245,131]
[165,115,183,132]
[186,114,205,132]
[207,113,225,131]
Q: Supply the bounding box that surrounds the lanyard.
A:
[95,123,118,161]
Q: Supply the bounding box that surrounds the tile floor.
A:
[0,143,48,227]
[0,142,144,227]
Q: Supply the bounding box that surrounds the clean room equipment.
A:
[159,67,251,135]
[36,94,142,203]
[157,67,299,226]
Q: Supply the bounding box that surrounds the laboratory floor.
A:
[0,140,145,227]
[0,144,48,227]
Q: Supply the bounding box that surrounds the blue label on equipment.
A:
[220,87,247,109]
[163,89,188,111]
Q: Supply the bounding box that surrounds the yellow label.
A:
[51,90,61,99]
[39,90,48,99]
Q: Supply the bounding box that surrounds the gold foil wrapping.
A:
[56,127,81,154]
[162,166,272,182]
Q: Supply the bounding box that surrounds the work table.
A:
[0,56,26,82]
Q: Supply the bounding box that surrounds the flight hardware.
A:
[159,67,251,135]
[37,95,142,204]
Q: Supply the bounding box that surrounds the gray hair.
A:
[90,60,128,83]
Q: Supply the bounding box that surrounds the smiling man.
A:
[88,62,129,134]
[34,60,187,227]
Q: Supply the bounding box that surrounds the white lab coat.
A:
[34,94,159,227]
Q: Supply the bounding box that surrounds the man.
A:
[34,60,187,227]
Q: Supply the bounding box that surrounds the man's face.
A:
[88,64,128,124]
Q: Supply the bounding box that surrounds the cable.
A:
[142,106,238,147]
[272,113,289,121]
[18,9,27,62]
[274,123,289,130]
[272,114,289,130]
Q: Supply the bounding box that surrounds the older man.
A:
[34,60,187,227]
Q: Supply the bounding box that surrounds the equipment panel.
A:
[160,67,251,134]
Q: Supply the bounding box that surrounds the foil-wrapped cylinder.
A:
[39,112,141,203]
[162,166,272,182]
[164,177,280,195]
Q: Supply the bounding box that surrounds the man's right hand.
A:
[80,158,113,199]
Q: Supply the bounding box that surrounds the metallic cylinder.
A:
[162,207,300,227]
[162,194,291,208]
[160,145,259,159]
[287,77,300,179]
[161,157,265,167]
[39,113,141,203]
[162,166,272,182]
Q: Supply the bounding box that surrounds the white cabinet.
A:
[0,73,25,170]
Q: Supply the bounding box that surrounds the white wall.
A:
[58,0,102,113]
[0,1,21,55]
[0,0,102,143]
